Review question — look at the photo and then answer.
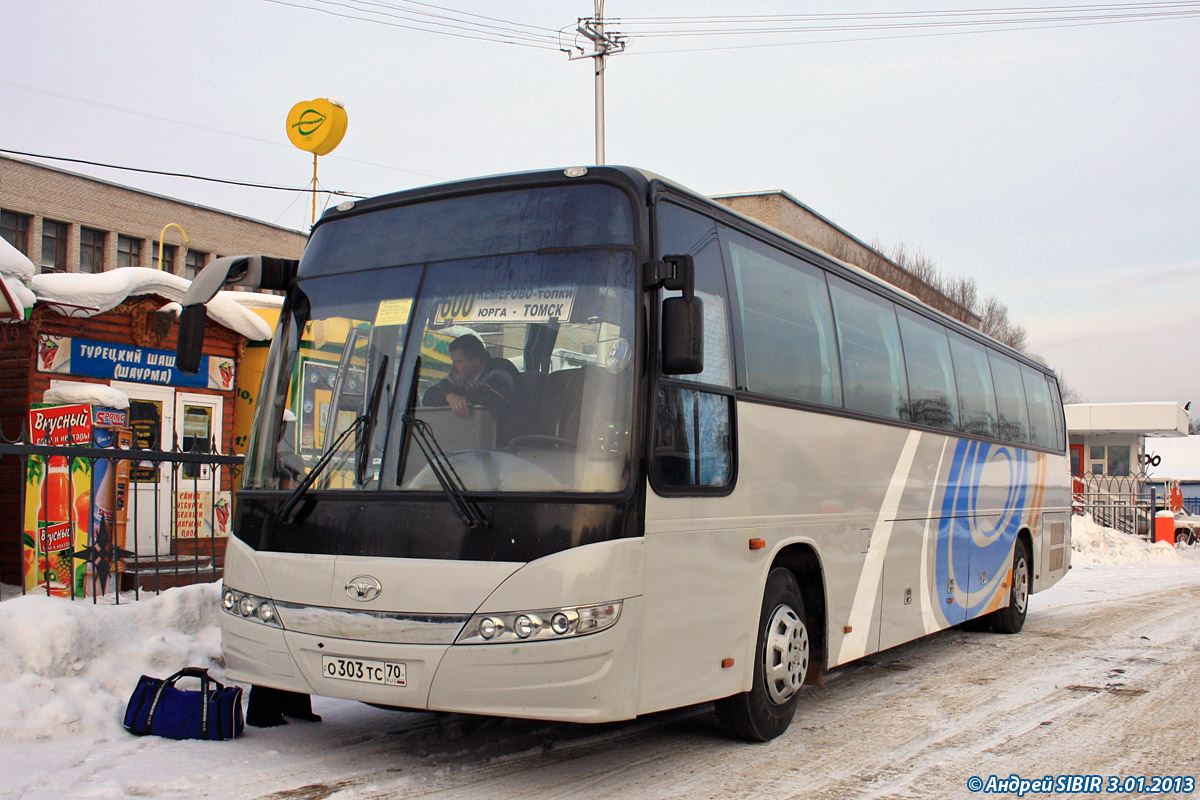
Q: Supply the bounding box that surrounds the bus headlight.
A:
[513,614,540,639]
[221,586,283,629]
[478,617,504,640]
[456,601,622,644]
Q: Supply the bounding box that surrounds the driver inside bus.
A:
[422,334,517,416]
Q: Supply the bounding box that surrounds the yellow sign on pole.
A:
[286,98,348,155]
[287,98,349,225]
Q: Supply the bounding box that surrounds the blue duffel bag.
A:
[123,667,244,740]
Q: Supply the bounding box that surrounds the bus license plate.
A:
[322,655,406,687]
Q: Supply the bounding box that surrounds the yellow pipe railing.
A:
[157,224,189,272]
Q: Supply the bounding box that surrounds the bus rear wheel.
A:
[989,539,1030,634]
[715,568,809,742]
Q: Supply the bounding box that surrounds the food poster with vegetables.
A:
[174,491,232,539]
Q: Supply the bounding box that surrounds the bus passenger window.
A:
[988,352,1030,444]
[652,384,733,490]
[948,334,999,438]
[828,277,908,421]
[725,234,840,407]
[897,308,958,430]
[1021,364,1056,449]
[1046,376,1066,451]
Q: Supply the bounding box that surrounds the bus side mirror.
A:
[177,304,208,375]
[659,254,703,375]
[662,295,704,375]
[176,255,298,374]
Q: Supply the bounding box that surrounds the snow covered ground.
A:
[1,516,1197,800]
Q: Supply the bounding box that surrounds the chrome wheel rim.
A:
[1012,556,1029,615]
[762,604,808,705]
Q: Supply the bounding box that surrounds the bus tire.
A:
[714,568,809,742]
[989,539,1030,635]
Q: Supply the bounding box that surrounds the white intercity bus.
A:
[178,167,1071,740]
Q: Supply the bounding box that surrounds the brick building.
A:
[0,155,297,592]
[1,154,305,276]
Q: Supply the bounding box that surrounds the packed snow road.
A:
[2,532,1198,800]
[216,568,1200,800]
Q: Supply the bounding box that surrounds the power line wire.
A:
[0,79,443,180]
[390,0,561,35]
[616,1,1200,24]
[621,10,1200,39]
[312,0,560,47]
[621,9,1200,54]
[261,0,564,50]
[0,148,367,198]
[345,0,562,43]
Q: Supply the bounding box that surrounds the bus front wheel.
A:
[715,567,809,742]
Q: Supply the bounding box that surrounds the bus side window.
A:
[1046,375,1066,452]
[989,351,1030,444]
[724,231,841,407]
[1021,364,1056,450]
[896,307,959,430]
[948,333,999,438]
[651,384,733,490]
[828,276,908,421]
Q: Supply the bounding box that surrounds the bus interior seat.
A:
[506,367,586,444]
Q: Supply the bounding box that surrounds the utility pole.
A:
[570,1,626,165]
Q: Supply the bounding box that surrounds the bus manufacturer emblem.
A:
[346,575,382,602]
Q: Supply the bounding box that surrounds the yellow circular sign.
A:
[286,98,348,155]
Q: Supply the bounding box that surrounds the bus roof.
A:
[315,166,1054,377]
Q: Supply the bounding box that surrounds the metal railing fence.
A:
[1,434,242,604]
[1070,474,1200,539]
[1072,474,1154,538]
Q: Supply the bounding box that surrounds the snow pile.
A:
[30,268,273,340]
[0,584,224,743]
[0,236,37,321]
[1070,513,1184,565]
[42,381,131,410]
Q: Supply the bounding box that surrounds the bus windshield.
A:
[243,231,638,496]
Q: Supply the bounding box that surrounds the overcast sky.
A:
[3,0,1197,406]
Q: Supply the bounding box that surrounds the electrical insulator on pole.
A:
[567,0,626,166]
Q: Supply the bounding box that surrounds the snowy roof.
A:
[0,234,35,281]
[29,267,273,340]
[0,237,37,321]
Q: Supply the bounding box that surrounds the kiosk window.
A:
[181,405,213,479]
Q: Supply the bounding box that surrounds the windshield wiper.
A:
[355,355,389,485]
[275,415,367,523]
[276,358,390,523]
[401,415,489,529]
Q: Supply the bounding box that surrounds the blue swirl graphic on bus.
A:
[936,439,1028,617]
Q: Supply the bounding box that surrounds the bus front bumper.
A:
[220,596,643,723]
